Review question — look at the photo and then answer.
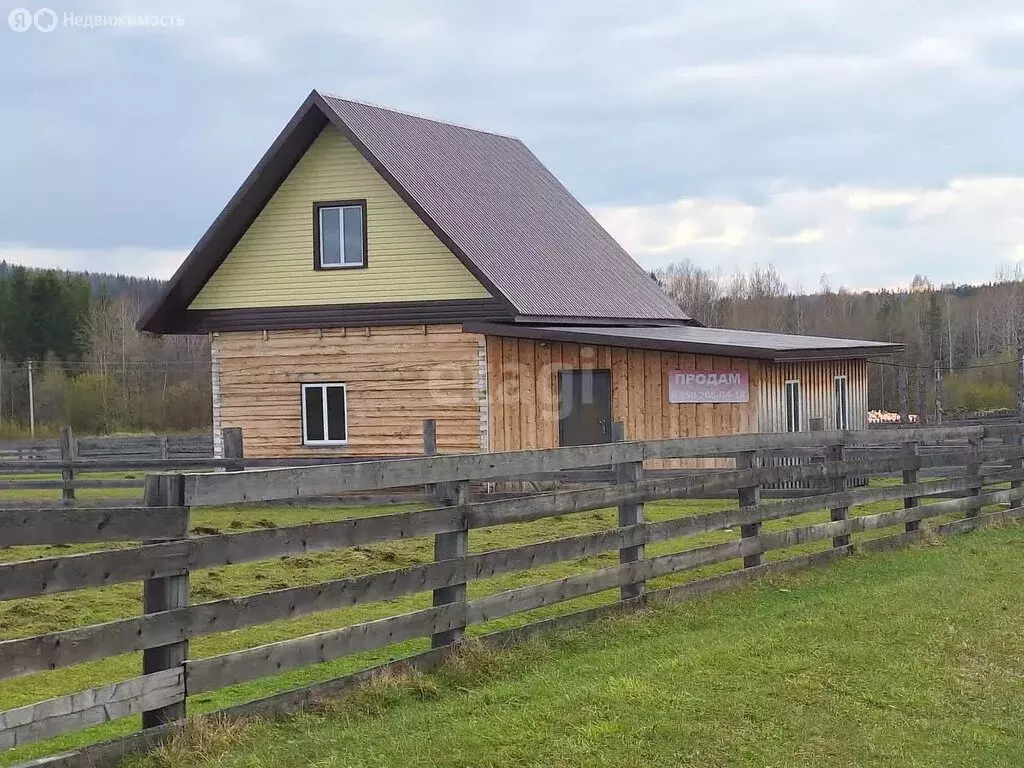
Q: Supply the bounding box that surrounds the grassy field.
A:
[0,481,1005,765]
[122,524,1024,768]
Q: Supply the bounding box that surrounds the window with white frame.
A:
[834,375,849,430]
[314,201,366,269]
[301,383,348,445]
[784,380,802,432]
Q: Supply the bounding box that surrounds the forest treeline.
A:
[0,259,1020,436]
[0,264,209,436]
[655,261,1024,415]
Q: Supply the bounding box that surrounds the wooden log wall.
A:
[3,422,1022,762]
[213,325,486,458]
[209,329,872,460]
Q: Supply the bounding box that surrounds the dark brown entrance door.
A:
[558,369,613,446]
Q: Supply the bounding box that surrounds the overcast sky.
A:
[2,0,1023,291]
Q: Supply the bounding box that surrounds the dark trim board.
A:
[139,92,330,334]
[137,92,519,334]
[512,315,696,328]
[181,299,510,333]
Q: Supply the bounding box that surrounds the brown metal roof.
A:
[320,95,689,324]
[464,322,903,362]
[140,90,690,333]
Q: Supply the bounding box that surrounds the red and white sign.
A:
[668,370,749,403]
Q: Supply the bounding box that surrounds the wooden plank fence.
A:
[0,430,217,503]
[0,425,1012,504]
[0,427,431,504]
[2,421,1024,765]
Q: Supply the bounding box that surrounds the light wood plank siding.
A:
[190,127,491,310]
[758,359,869,433]
[213,325,484,457]
[485,337,762,461]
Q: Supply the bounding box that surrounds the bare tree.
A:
[656,260,1024,414]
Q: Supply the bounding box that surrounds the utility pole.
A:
[27,360,35,439]
[946,295,953,372]
[898,365,910,425]
[916,368,926,425]
[1017,345,1024,424]
[933,360,943,426]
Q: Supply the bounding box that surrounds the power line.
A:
[18,359,209,369]
[869,357,1017,371]
[11,356,1024,375]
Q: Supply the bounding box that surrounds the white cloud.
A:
[846,190,918,211]
[0,246,185,279]
[592,176,1024,290]
[595,200,756,252]
[773,228,824,245]
[202,35,273,66]
[5,0,1024,291]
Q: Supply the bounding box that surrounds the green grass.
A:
[123,524,1024,768]
[0,481,1008,764]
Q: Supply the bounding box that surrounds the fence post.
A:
[223,426,244,472]
[59,425,75,504]
[966,436,982,519]
[141,473,189,728]
[902,441,921,532]
[431,478,469,648]
[611,422,645,600]
[424,419,469,648]
[826,443,850,549]
[736,450,762,568]
[423,418,437,498]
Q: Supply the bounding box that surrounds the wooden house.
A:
[141,90,900,458]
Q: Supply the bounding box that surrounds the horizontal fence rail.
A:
[183,425,1016,506]
[2,421,1024,764]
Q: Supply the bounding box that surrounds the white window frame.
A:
[300,382,349,446]
[784,379,802,433]
[317,203,366,269]
[833,375,849,430]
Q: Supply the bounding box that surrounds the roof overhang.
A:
[464,322,904,362]
[141,92,328,334]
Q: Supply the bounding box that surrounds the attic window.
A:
[314,200,366,269]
